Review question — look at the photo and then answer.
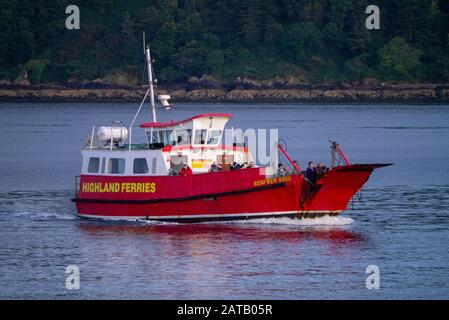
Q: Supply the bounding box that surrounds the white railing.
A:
[129,88,151,150]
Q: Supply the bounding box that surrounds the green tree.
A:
[377,37,422,81]
[239,0,263,47]
[281,22,323,65]
[172,40,209,80]
[206,50,225,74]
[25,59,50,83]
[324,0,352,51]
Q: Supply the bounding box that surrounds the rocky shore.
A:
[1,83,448,102]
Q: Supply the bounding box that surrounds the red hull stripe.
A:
[72,182,287,204]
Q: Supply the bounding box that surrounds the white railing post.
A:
[90,126,95,150]
[128,87,151,151]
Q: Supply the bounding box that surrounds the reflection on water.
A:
[1,102,449,299]
[77,221,365,245]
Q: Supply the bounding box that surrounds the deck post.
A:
[337,144,351,165]
[90,126,95,150]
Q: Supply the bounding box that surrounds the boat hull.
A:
[75,180,302,222]
[73,168,303,222]
[72,164,389,222]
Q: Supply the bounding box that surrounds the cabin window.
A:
[207,130,222,144]
[147,129,189,146]
[165,130,177,145]
[151,130,158,143]
[176,129,192,145]
[150,130,163,143]
[147,130,156,143]
[108,158,125,174]
[133,158,149,174]
[152,157,157,174]
[145,130,164,144]
[194,129,207,144]
[87,157,100,173]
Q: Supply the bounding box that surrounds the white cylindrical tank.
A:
[97,126,128,143]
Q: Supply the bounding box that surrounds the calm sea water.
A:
[0,101,449,299]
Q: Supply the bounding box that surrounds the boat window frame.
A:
[108,158,126,174]
[194,129,207,145]
[207,129,222,145]
[87,157,100,173]
[165,129,177,145]
[176,128,192,145]
[133,158,149,174]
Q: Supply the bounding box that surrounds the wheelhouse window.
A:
[87,157,100,173]
[176,129,192,145]
[194,129,207,144]
[146,130,172,145]
[146,129,187,146]
[207,130,222,144]
[165,130,177,145]
[108,158,125,174]
[133,158,149,174]
[147,130,161,144]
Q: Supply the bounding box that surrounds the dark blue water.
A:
[0,102,449,299]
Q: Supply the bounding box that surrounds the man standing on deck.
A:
[305,161,316,183]
[179,163,193,176]
[315,162,328,180]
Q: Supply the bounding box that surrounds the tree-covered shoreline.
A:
[1,0,449,86]
[1,82,448,102]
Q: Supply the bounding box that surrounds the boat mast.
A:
[144,34,157,122]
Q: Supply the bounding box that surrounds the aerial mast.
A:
[143,33,157,122]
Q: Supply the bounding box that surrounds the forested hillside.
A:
[1,0,449,85]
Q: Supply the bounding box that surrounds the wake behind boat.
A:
[71,38,391,222]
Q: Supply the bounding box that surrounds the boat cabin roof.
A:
[140,113,232,129]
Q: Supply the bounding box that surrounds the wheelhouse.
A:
[141,113,230,147]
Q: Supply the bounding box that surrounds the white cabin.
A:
[81,114,254,176]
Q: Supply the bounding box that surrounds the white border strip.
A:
[78,210,341,221]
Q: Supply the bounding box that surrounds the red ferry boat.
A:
[72,42,391,222]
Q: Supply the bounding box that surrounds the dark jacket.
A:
[305,167,316,183]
